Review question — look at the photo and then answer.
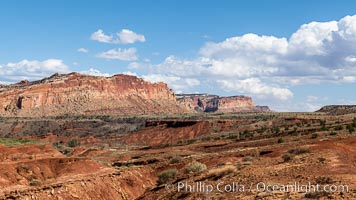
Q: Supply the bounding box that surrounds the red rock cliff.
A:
[0,73,188,117]
[176,94,270,113]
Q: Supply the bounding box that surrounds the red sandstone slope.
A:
[0,73,188,117]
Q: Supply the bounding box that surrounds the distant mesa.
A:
[317,105,356,115]
[0,73,270,117]
[176,93,270,113]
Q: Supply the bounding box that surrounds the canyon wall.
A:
[176,94,270,113]
[0,73,188,117]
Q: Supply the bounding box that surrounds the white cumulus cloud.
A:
[0,59,69,82]
[80,68,111,77]
[217,78,293,101]
[131,14,356,102]
[142,74,200,93]
[116,29,145,44]
[77,48,89,53]
[90,29,145,44]
[90,29,113,43]
[97,48,138,61]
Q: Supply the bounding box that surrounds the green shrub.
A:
[63,149,71,155]
[226,134,238,140]
[320,120,328,131]
[273,127,280,134]
[29,179,41,186]
[187,139,197,144]
[157,169,179,185]
[0,138,36,146]
[320,120,326,126]
[176,140,184,145]
[346,124,355,134]
[67,139,80,147]
[185,161,207,174]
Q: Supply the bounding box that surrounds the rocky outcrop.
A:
[176,94,270,113]
[0,73,188,117]
[317,105,356,115]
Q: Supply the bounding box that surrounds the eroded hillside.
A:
[0,112,355,199]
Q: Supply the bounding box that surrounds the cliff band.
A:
[0,73,187,117]
[176,94,270,113]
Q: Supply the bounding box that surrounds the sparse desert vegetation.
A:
[207,165,236,179]
[185,161,207,174]
[157,169,179,185]
[0,111,355,199]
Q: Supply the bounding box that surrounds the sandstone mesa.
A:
[0,73,269,117]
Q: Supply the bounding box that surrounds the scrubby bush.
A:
[334,125,343,131]
[176,140,184,145]
[305,191,331,199]
[242,156,254,162]
[157,169,179,185]
[346,124,355,134]
[226,134,238,140]
[277,138,284,143]
[185,161,207,174]
[273,127,280,134]
[311,133,318,139]
[320,120,326,126]
[187,139,197,144]
[29,179,41,186]
[282,153,294,162]
[329,132,337,136]
[169,156,183,164]
[67,139,80,147]
[0,138,36,146]
[315,176,333,184]
[241,130,254,138]
[320,120,328,131]
[16,163,30,173]
[207,165,236,179]
[62,149,71,155]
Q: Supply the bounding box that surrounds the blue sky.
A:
[1,0,356,111]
